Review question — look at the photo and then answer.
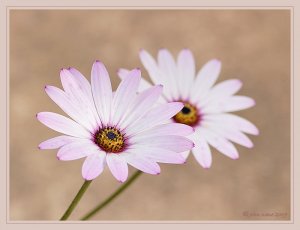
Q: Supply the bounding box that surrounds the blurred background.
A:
[9,10,290,220]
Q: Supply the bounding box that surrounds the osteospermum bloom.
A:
[119,49,259,168]
[37,61,194,182]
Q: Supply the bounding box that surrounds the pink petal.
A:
[191,133,212,168]
[118,68,153,93]
[119,85,163,129]
[128,147,185,164]
[37,112,91,138]
[106,154,128,182]
[91,61,112,125]
[191,59,221,103]
[45,85,94,131]
[126,102,184,135]
[134,123,194,141]
[68,67,93,99]
[111,69,141,126]
[82,152,106,180]
[38,135,79,149]
[177,49,195,99]
[60,68,100,129]
[57,140,98,161]
[125,155,160,174]
[131,135,194,153]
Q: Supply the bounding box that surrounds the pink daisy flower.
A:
[37,61,194,182]
[119,49,259,168]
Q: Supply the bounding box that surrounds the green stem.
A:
[60,180,92,221]
[80,170,142,220]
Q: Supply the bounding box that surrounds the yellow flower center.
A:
[95,127,125,153]
[173,102,199,126]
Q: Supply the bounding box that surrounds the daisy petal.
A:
[37,112,91,138]
[119,85,163,129]
[177,49,195,99]
[222,96,255,112]
[203,114,259,135]
[204,123,254,148]
[201,128,239,159]
[82,152,106,180]
[129,146,185,164]
[60,69,100,128]
[45,85,94,131]
[131,135,194,153]
[191,133,212,168]
[191,59,221,103]
[91,61,112,125]
[112,69,141,126]
[118,68,154,93]
[38,135,79,149]
[126,102,183,135]
[139,49,162,85]
[106,154,128,182]
[57,140,98,161]
[125,155,161,174]
[135,123,194,138]
[68,67,92,99]
[157,49,179,99]
[199,79,243,107]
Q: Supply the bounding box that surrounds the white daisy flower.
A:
[37,61,194,182]
[119,49,259,168]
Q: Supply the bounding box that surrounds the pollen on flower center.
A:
[173,102,200,127]
[95,127,125,153]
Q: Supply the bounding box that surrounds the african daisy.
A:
[119,49,259,168]
[37,61,194,182]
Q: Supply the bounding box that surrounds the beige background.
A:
[9,10,290,221]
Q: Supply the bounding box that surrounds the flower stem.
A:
[60,180,92,221]
[80,170,142,220]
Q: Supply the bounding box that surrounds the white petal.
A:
[199,79,242,108]
[139,49,162,85]
[82,152,106,180]
[38,135,79,149]
[202,96,255,113]
[125,155,160,174]
[204,114,259,135]
[57,140,98,161]
[157,49,179,100]
[131,135,194,153]
[177,49,195,99]
[111,69,141,126]
[91,61,112,125]
[106,154,129,182]
[200,127,239,159]
[203,121,254,148]
[45,85,94,131]
[126,102,183,135]
[37,112,91,138]
[190,59,221,103]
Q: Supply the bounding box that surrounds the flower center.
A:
[173,102,200,126]
[95,127,125,153]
